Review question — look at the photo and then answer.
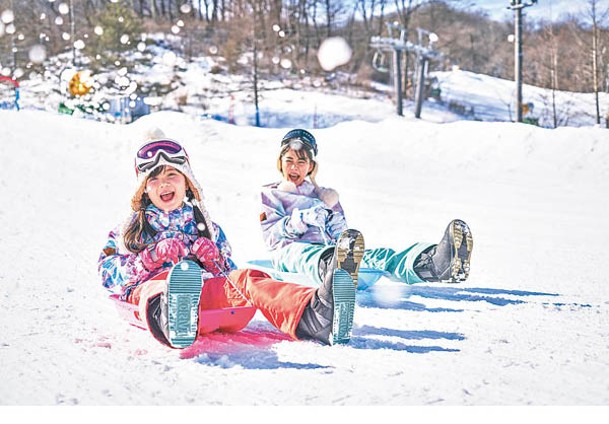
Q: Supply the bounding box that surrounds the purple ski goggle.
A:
[135,139,189,176]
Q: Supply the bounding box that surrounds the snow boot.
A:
[317,247,334,284]
[296,229,364,345]
[414,219,473,283]
[318,228,365,288]
[149,260,204,349]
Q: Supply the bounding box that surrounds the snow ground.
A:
[1,64,608,418]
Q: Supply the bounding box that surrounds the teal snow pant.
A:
[272,242,334,286]
[272,241,435,285]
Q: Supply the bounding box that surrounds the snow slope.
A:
[1,98,608,409]
[433,70,609,127]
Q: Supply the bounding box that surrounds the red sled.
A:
[109,271,257,335]
[110,294,257,333]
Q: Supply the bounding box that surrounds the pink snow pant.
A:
[127,269,316,347]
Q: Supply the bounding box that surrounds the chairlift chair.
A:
[372,49,390,73]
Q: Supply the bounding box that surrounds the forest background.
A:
[1,0,608,126]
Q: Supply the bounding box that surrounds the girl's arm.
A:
[97,227,151,294]
[260,184,348,250]
[260,191,305,251]
[213,223,237,271]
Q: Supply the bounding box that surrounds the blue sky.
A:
[467,0,609,22]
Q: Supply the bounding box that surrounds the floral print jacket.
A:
[98,202,236,297]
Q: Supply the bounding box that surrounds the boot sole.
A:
[335,229,365,288]
[166,260,203,348]
[447,220,474,283]
[330,269,356,345]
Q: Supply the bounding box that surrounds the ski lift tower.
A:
[370,23,441,118]
[508,0,537,122]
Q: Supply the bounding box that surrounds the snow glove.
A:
[326,211,348,241]
[140,238,188,272]
[288,205,329,234]
[191,237,223,274]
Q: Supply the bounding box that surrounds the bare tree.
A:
[583,0,609,124]
[547,22,559,128]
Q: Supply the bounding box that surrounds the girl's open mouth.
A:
[160,191,175,202]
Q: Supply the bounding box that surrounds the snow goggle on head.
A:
[281,129,318,158]
[135,139,189,177]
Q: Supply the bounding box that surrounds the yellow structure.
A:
[68,70,93,96]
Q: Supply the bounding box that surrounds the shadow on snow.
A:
[183,284,569,367]
[349,325,463,353]
[356,284,559,312]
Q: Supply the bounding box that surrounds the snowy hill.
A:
[9,39,607,130]
[432,70,609,127]
[1,91,608,409]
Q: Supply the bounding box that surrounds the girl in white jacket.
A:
[259,129,474,287]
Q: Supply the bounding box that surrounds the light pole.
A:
[414,29,438,119]
[508,0,537,123]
